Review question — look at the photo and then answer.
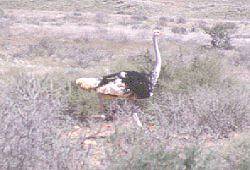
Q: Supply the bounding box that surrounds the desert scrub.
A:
[133,50,227,93]
[131,50,248,138]
[131,14,148,22]
[22,37,57,58]
[108,115,250,170]
[108,121,250,170]
[220,132,250,170]
[67,81,100,116]
[22,37,112,68]
[176,17,186,24]
[158,56,224,93]
[158,16,174,27]
[0,74,88,169]
[141,85,249,138]
[171,26,187,34]
[103,31,129,43]
[134,49,153,73]
[109,145,200,170]
[202,22,237,49]
[131,51,249,138]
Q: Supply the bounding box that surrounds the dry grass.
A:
[108,130,250,170]
[104,49,249,169]
[0,0,249,169]
[0,74,88,169]
[1,53,248,169]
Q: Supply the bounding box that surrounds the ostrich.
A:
[76,30,162,123]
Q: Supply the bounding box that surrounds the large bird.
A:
[76,30,161,113]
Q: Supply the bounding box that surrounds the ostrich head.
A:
[153,29,160,37]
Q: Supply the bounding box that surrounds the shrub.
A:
[202,23,237,49]
[135,49,153,73]
[171,26,187,34]
[0,74,88,169]
[67,81,99,116]
[26,37,56,57]
[148,86,248,137]
[158,57,223,92]
[74,48,113,68]
[108,114,249,170]
[107,116,250,170]
[131,15,148,21]
[109,144,199,170]
[158,16,174,26]
[130,51,249,139]
[176,17,186,24]
[134,50,227,93]
[103,31,129,43]
[23,38,112,68]
[73,11,81,17]
[221,132,250,170]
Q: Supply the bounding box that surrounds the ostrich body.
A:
[76,30,161,112]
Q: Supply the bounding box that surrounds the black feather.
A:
[98,71,152,99]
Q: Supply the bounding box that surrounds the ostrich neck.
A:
[151,36,161,88]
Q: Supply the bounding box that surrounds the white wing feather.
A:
[97,78,126,96]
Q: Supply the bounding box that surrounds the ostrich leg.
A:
[97,93,104,113]
[132,112,142,127]
[130,100,143,127]
[97,93,115,121]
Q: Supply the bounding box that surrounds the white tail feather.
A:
[76,78,101,90]
[96,82,125,96]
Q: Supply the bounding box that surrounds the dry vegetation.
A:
[0,0,249,169]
